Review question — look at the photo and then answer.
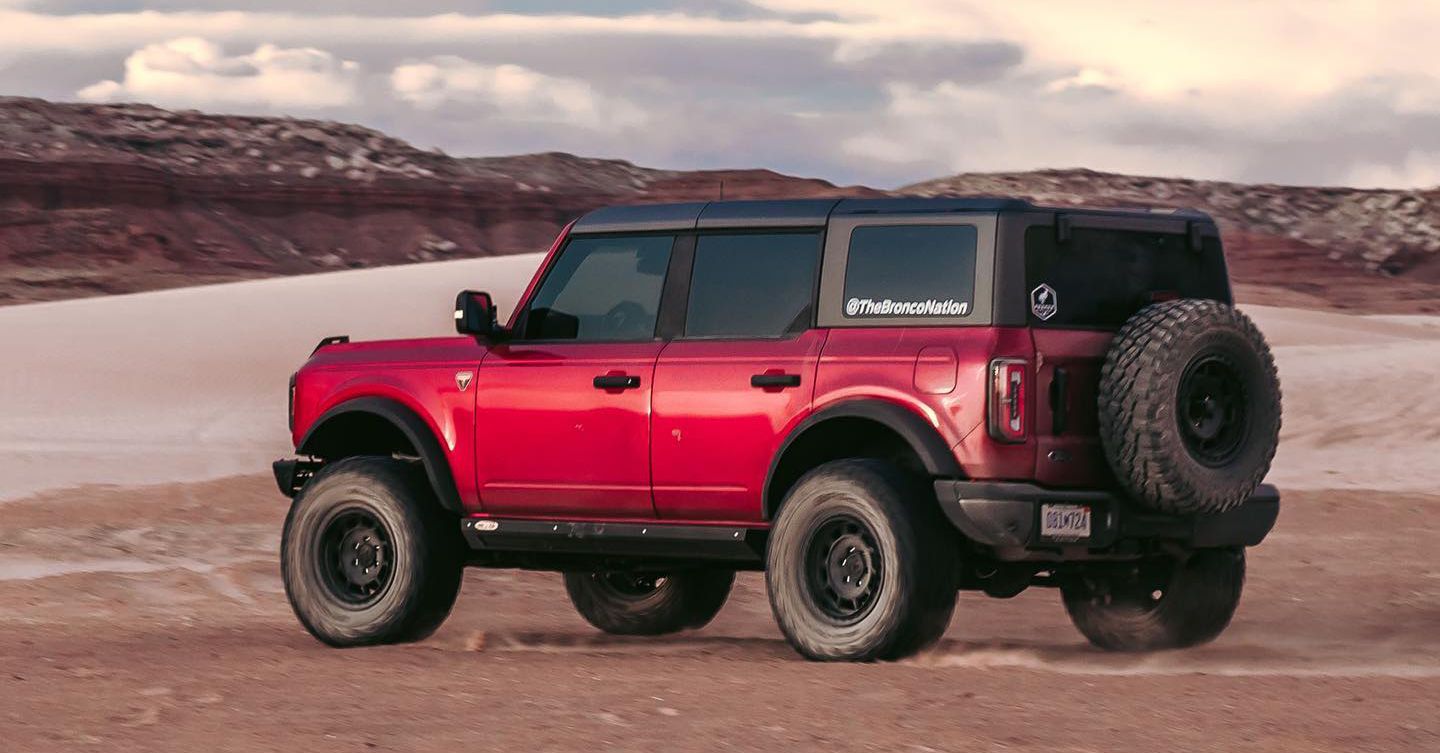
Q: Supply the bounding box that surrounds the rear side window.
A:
[524,235,674,341]
[1025,227,1230,328]
[842,225,977,318]
[685,233,820,338]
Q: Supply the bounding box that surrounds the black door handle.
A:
[751,373,801,389]
[593,374,641,390]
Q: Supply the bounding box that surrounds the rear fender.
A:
[762,398,962,519]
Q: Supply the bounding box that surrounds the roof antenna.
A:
[719,180,725,201]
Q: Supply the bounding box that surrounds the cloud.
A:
[23,0,835,21]
[1347,157,1440,189]
[77,37,360,109]
[843,79,1243,181]
[832,39,1023,86]
[0,2,1438,188]
[390,56,645,131]
[1043,67,1118,95]
[843,71,1440,190]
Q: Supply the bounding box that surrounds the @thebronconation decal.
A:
[845,297,970,317]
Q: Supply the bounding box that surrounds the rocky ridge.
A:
[1,97,1437,312]
[0,97,875,304]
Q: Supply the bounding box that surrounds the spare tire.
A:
[1098,299,1281,515]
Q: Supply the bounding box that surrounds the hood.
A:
[303,336,487,369]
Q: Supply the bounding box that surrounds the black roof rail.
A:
[569,197,1217,233]
[832,197,1033,214]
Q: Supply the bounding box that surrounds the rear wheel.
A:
[1062,548,1245,651]
[281,456,464,647]
[766,459,957,661]
[564,570,734,636]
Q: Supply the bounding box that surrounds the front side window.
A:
[842,225,977,319]
[523,235,674,341]
[685,233,820,338]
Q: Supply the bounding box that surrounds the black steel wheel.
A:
[316,508,394,607]
[804,515,883,624]
[1177,355,1249,467]
[593,572,665,598]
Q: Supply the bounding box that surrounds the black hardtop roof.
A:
[570,196,1214,234]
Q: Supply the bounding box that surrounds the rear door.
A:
[651,231,824,522]
[474,233,676,519]
[1023,220,1230,487]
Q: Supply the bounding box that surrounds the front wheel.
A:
[281,456,464,647]
[1062,548,1245,651]
[564,570,734,635]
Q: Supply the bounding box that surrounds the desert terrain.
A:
[4,97,1440,315]
[2,256,1438,752]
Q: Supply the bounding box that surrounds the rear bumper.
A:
[934,480,1279,558]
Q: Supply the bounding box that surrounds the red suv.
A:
[276,198,1282,661]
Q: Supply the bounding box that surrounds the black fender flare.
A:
[762,399,964,519]
[298,396,464,513]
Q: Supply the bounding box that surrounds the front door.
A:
[474,233,676,519]
[651,231,824,522]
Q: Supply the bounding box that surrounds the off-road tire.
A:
[1099,299,1281,515]
[766,459,958,661]
[282,456,464,647]
[1062,548,1245,651]
[564,570,735,635]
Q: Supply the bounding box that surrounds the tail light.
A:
[988,358,1028,442]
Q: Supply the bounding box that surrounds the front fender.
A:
[297,396,464,513]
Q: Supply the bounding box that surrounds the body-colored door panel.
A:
[651,330,826,522]
[473,341,663,518]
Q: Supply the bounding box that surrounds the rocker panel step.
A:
[461,518,766,563]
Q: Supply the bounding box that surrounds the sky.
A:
[0,0,1438,189]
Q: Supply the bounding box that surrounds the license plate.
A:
[1040,504,1092,540]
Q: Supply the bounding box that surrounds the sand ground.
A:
[2,477,1438,752]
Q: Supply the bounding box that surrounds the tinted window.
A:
[843,225,977,318]
[685,233,820,338]
[524,235,673,341]
[1024,227,1230,327]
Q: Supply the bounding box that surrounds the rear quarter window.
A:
[842,225,977,319]
[1024,226,1230,328]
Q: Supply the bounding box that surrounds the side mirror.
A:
[454,290,499,337]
